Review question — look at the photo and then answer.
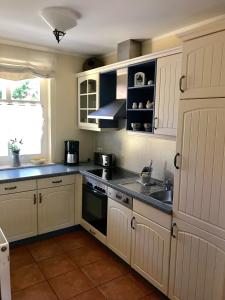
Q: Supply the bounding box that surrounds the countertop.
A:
[0,163,172,214]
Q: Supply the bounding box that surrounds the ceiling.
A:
[0,0,225,55]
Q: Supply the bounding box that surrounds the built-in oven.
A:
[82,177,108,236]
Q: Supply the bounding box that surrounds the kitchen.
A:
[0,1,225,300]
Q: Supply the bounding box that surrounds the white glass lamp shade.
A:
[40,7,79,32]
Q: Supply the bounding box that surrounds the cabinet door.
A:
[78,73,99,131]
[38,185,74,234]
[107,198,132,263]
[131,212,170,295]
[169,219,225,300]
[174,98,225,240]
[0,191,37,242]
[181,30,225,99]
[154,53,181,136]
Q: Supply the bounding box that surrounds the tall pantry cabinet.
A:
[169,18,225,300]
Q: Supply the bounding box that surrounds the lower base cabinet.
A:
[107,198,132,263]
[0,191,37,242]
[131,212,171,295]
[169,218,225,300]
[38,185,75,234]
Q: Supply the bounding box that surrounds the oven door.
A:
[82,184,107,235]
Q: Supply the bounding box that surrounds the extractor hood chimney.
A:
[117,39,142,62]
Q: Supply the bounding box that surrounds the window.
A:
[0,78,49,163]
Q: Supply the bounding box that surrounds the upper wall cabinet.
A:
[180,30,225,99]
[154,53,181,136]
[78,73,100,131]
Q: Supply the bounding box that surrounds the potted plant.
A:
[8,138,23,167]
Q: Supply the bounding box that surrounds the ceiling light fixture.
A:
[40,7,79,43]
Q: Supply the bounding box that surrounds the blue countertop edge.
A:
[0,163,172,215]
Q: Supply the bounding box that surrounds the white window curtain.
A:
[0,44,56,80]
[0,102,43,156]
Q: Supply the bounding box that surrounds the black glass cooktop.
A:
[86,167,137,181]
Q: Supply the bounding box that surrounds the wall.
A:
[50,53,95,163]
[95,121,176,180]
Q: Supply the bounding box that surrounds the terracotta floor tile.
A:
[99,273,155,300]
[140,291,168,300]
[81,257,129,286]
[67,245,111,267]
[49,269,94,300]
[28,239,63,261]
[12,281,58,300]
[10,246,34,270]
[54,230,99,251]
[11,263,45,292]
[70,288,106,300]
[38,254,77,279]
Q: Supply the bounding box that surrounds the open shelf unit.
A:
[126,60,156,133]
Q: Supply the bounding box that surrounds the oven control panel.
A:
[108,187,133,209]
[84,177,108,195]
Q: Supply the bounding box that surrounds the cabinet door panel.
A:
[38,185,74,234]
[181,31,225,99]
[0,191,37,241]
[155,53,181,136]
[169,219,225,300]
[107,198,132,263]
[174,98,225,240]
[131,212,170,294]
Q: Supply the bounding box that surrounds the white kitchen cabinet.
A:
[169,218,225,300]
[131,212,171,295]
[174,98,225,240]
[180,30,225,99]
[38,185,75,234]
[154,53,181,136]
[107,198,132,263]
[78,73,100,131]
[0,191,37,242]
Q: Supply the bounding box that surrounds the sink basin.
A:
[150,190,173,204]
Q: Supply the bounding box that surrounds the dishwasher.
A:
[0,228,11,300]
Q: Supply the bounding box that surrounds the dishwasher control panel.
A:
[108,187,133,209]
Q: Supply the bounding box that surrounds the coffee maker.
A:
[64,140,79,165]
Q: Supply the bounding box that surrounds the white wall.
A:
[95,120,176,180]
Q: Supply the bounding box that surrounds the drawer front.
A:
[37,175,75,189]
[0,180,37,195]
[133,198,172,230]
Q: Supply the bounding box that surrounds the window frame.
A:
[0,78,50,164]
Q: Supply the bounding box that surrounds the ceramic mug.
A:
[132,102,138,109]
[131,123,141,130]
[138,102,143,109]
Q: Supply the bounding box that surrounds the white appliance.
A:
[0,228,11,300]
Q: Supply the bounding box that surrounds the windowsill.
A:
[0,162,56,171]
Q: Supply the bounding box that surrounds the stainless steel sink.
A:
[150,190,173,204]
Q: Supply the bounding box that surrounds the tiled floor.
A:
[10,228,168,300]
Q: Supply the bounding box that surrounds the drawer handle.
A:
[171,223,178,238]
[39,193,42,203]
[33,194,37,205]
[4,186,17,191]
[89,229,96,236]
[52,180,62,184]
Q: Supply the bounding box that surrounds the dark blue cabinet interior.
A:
[127,60,156,133]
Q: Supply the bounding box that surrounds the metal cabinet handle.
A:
[131,216,136,230]
[39,193,42,203]
[171,223,178,238]
[174,153,181,170]
[52,179,62,184]
[33,194,37,205]
[154,117,158,130]
[4,186,17,191]
[179,75,185,93]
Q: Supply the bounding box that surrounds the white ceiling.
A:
[0,0,225,55]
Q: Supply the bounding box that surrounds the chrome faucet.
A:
[163,178,173,191]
